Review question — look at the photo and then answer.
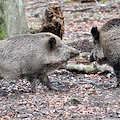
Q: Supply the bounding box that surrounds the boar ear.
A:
[49,37,56,49]
[91,27,99,41]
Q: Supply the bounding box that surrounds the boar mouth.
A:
[97,58,108,65]
[91,57,108,65]
[70,51,79,59]
[89,54,95,63]
[89,54,108,65]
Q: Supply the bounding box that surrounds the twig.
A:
[116,2,120,14]
[78,79,104,87]
[27,1,45,5]
[64,6,94,12]
[51,80,69,84]
[94,0,99,5]
[55,111,63,119]
[25,5,44,10]
[30,10,42,17]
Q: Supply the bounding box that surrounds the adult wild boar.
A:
[0,32,79,93]
[90,18,120,88]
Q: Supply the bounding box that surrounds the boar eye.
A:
[49,37,56,49]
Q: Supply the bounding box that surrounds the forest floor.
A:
[0,0,120,120]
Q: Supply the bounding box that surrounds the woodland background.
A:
[0,0,120,119]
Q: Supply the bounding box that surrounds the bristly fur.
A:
[0,32,79,92]
[90,18,120,87]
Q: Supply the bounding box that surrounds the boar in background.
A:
[90,18,120,88]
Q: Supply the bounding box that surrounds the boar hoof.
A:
[40,76,68,91]
[107,81,120,89]
[0,89,9,96]
[48,83,69,92]
[48,84,60,91]
[48,84,68,92]
[111,82,120,88]
[30,80,36,93]
[31,89,36,93]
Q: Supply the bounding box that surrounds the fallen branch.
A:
[66,63,114,74]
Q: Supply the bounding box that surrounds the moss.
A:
[85,53,91,60]
[0,25,8,40]
[77,52,91,60]
[63,0,77,2]
[102,0,108,3]
[85,66,95,73]
[0,4,8,40]
[68,98,80,102]
[0,28,4,40]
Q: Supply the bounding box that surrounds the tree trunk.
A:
[0,0,28,40]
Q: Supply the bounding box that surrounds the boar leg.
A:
[113,71,120,87]
[27,74,37,93]
[39,76,59,91]
[111,65,120,87]
[30,79,36,93]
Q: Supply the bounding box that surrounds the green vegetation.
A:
[68,98,80,102]
[102,0,108,2]
[0,26,8,40]
[0,18,8,40]
[0,28,4,40]
[63,0,77,3]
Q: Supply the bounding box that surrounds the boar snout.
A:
[89,53,95,62]
[70,48,79,58]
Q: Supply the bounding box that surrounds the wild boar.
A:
[90,18,120,88]
[0,32,79,93]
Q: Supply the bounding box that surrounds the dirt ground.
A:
[0,0,120,120]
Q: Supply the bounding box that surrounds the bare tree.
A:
[0,0,28,40]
